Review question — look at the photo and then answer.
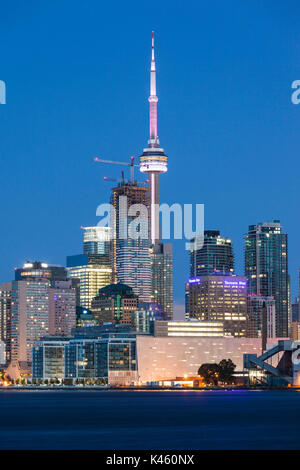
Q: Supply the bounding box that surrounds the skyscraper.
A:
[82,226,111,262]
[291,298,299,322]
[0,282,12,364]
[139,32,174,316]
[297,268,300,322]
[150,243,173,319]
[247,295,276,339]
[110,181,151,302]
[190,230,234,277]
[48,280,76,336]
[10,262,77,368]
[14,261,67,281]
[291,322,300,341]
[11,277,50,365]
[67,254,112,309]
[244,221,289,337]
[67,226,112,309]
[187,275,248,337]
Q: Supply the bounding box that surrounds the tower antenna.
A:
[139,32,168,245]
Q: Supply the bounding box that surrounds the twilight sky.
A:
[0,0,299,316]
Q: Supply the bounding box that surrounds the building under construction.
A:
[110,181,151,302]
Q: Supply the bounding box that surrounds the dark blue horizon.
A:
[0,1,299,313]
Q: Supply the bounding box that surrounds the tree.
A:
[198,363,219,386]
[218,359,236,384]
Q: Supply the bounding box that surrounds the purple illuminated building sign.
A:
[189,278,247,286]
[224,280,247,287]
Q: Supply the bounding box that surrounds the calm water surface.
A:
[0,389,299,449]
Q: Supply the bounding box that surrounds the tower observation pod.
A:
[140,32,168,245]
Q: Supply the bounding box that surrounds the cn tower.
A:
[140,32,168,245]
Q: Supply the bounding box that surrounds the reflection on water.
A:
[0,390,299,449]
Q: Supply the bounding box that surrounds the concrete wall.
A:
[136,336,279,383]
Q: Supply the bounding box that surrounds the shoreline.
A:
[1,386,299,391]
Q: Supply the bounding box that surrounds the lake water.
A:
[0,389,299,449]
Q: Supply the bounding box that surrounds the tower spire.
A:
[149,31,158,145]
[140,32,168,245]
[151,31,156,87]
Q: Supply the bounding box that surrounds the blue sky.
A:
[0,0,299,314]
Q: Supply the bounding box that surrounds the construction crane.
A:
[103,176,122,183]
[94,156,139,183]
[102,170,125,184]
[103,174,148,187]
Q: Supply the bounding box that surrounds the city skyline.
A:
[0,1,299,314]
[1,2,300,454]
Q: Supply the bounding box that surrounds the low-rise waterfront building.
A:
[32,332,138,385]
[32,337,69,380]
[153,319,224,337]
[32,329,282,386]
[135,335,266,383]
[65,333,137,385]
[71,323,132,339]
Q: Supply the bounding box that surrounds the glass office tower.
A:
[67,254,111,310]
[247,295,276,338]
[150,243,173,319]
[190,230,234,277]
[82,226,111,263]
[244,220,289,337]
[66,226,112,309]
